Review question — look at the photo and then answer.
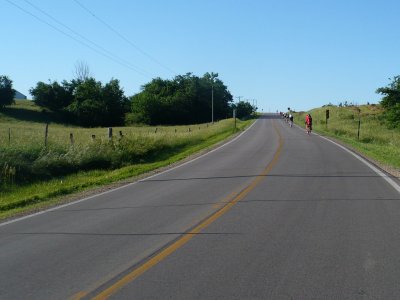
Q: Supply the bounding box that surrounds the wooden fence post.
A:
[108,128,113,140]
[8,128,11,145]
[70,133,74,145]
[44,124,49,147]
[119,131,123,138]
[91,134,96,141]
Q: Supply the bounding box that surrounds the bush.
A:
[383,103,400,129]
[125,112,148,125]
[0,75,16,108]
[376,76,400,128]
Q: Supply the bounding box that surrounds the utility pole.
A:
[357,108,361,140]
[236,96,243,103]
[211,74,218,124]
[211,84,214,124]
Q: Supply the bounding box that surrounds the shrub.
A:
[0,75,15,108]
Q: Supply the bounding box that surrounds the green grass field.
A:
[0,100,253,219]
[1,100,239,147]
[294,105,400,169]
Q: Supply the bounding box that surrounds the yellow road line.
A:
[212,189,240,209]
[77,121,283,300]
[68,291,87,300]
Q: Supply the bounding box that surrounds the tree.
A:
[129,72,233,125]
[30,80,74,111]
[102,79,129,126]
[376,76,400,128]
[67,78,128,127]
[383,103,400,128]
[73,60,91,81]
[202,72,233,121]
[130,78,167,125]
[376,76,400,109]
[235,101,256,119]
[0,75,16,109]
[31,76,128,127]
[66,78,104,126]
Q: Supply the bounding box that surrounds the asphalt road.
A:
[1,114,400,300]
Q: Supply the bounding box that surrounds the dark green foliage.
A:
[67,78,128,127]
[30,78,128,127]
[130,72,233,125]
[0,75,16,109]
[376,76,400,128]
[102,79,129,125]
[30,80,74,111]
[66,78,104,126]
[234,101,256,119]
[383,103,400,128]
[377,76,400,109]
[30,72,233,126]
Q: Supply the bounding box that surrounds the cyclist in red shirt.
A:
[305,114,312,134]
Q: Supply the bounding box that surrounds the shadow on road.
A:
[3,231,240,236]
[258,113,281,120]
[139,172,394,183]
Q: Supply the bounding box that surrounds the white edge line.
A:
[0,120,259,227]
[287,120,399,194]
[315,133,400,195]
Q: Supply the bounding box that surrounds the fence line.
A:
[1,123,220,148]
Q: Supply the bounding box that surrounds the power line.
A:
[23,0,153,78]
[73,0,177,76]
[5,0,152,78]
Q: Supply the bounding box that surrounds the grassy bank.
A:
[0,109,253,219]
[1,122,241,183]
[294,105,400,169]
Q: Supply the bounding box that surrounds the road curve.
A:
[1,114,400,300]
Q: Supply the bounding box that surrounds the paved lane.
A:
[1,114,399,299]
[98,116,400,300]
[0,115,280,299]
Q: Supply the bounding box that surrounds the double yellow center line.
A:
[74,121,283,300]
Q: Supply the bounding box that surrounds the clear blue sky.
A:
[2,0,400,113]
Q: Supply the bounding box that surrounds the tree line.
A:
[0,72,257,127]
[30,78,129,127]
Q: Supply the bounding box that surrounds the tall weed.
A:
[0,120,240,186]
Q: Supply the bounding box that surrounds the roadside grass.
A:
[0,112,253,219]
[294,105,400,169]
